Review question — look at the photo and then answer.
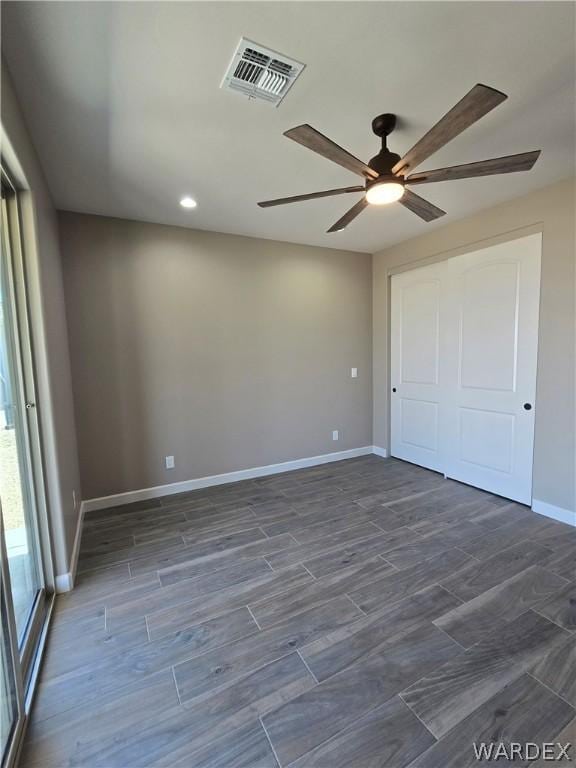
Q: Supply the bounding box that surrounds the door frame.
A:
[1,163,56,768]
[386,224,543,499]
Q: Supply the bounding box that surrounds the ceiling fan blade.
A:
[392,84,508,176]
[399,189,446,222]
[285,125,379,180]
[406,151,541,185]
[327,197,370,232]
[258,186,364,208]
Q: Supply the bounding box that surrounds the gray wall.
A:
[373,177,576,513]
[59,212,373,500]
[1,63,81,579]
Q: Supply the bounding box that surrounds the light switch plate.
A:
[165,455,175,469]
[332,430,339,441]
[351,368,358,378]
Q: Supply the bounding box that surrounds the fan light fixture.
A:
[365,181,405,205]
[258,84,542,233]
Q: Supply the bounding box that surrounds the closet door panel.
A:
[390,264,446,473]
[443,234,541,504]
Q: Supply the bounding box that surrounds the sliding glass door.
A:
[1,169,52,767]
[1,534,24,768]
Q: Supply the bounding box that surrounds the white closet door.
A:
[443,234,541,504]
[390,263,446,472]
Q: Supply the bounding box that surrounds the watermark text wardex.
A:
[473,742,573,761]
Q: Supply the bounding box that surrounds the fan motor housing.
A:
[368,150,402,177]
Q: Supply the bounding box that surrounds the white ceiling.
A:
[2,2,575,253]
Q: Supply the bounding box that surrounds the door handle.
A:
[25,402,36,409]
[523,403,532,411]
[392,387,397,393]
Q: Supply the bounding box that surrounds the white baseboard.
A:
[532,499,575,527]
[372,445,388,458]
[81,446,379,514]
[54,503,85,593]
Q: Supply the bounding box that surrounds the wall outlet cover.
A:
[165,455,175,469]
[351,368,358,378]
[332,430,339,441]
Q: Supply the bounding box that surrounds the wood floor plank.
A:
[60,566,160,611]
[527,717,576,767]
[261,502,361,538]
[531,633,576,706]
[276,510,374,544]
[381,520,485,570]
[289,694,434,768]
[467,500,533,530]
[21,669,179,768]
[171,722,279,768]
[33,606,259,721]
[535,580,576,631]
[349,548,472,614]
[368,487,485,531]
[400,610,569,738]
[434,565,569,648]
[84,497,162,522]
[80,654,315,768]
[265,522,384,570]
[131,531,298,580]
[543,547,576,581]
[262,622,461,766]
[302,528,416,578]
[78,534,186,574]
[180,526,268,553]
[41,617,149,681]
[532,525,576,553]
[82,506,174,535]
[439,539,554,602]
[406,673,575,768]
[45,604,105,641]
[80,533,134,556]
[355,478,444,512]
[458,515,556,560]
[133,509,258,545]
[173,595,362,703]
[250,557,395,629]
[105,558,272,628]
[146,564,314,640]
[290,491,372,516]
[178,503,254,526]
[58,573,162,622]
[81,510,187,544]
[162,498,215,515]
[301,584,462,682]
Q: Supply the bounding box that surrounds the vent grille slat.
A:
[270,59,293,76]
[221,38,305,106]
[243,47,270,66]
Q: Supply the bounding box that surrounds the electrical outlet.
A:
[351,367,358,378]
[332,430,339,441]
[165,455,175,469]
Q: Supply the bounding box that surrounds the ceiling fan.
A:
[257,84,541,232]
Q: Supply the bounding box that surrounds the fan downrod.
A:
[369,114,401,175]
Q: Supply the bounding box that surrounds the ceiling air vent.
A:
[221,38,305,106]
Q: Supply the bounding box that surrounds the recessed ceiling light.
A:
[180,196,197,209]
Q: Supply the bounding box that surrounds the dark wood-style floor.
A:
[22,456,575,767]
